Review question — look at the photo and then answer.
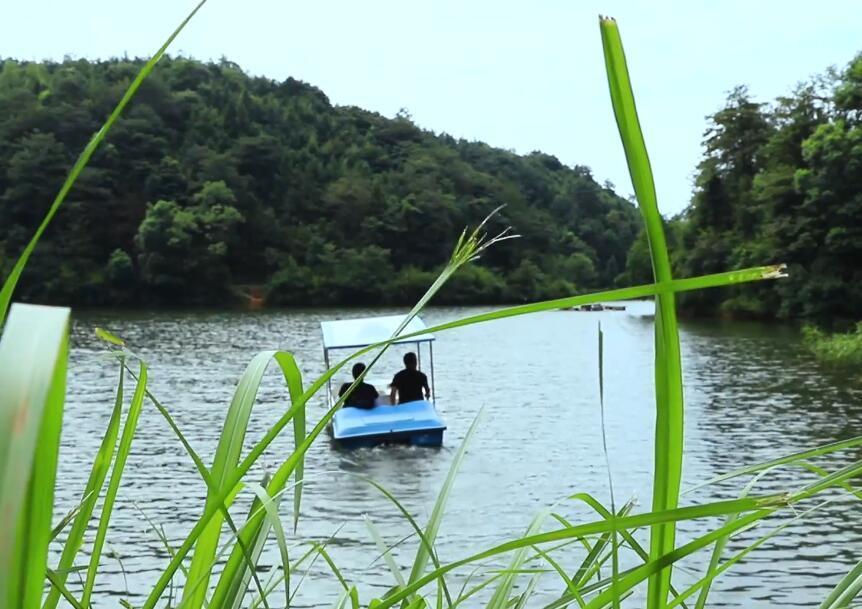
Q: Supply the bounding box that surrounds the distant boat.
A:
[320,314,446,449]
[560,303,627,312]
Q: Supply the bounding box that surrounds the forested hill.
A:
[670,52,862,322]
[0,56,640,307]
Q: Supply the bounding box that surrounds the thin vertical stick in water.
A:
[597,322,620,608]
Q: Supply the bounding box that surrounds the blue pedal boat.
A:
[321,314,446,448]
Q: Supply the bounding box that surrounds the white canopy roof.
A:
[320,314,434,350]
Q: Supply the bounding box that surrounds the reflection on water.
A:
[55,304,862,607]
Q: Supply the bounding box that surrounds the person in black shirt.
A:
[338,362,379,409]
[389,352,431,405]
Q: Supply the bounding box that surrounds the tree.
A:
[0,55,639,307]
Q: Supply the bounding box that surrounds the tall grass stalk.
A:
[600,17,685,609]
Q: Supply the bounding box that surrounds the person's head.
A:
[403,352,417,370]
[352,362,366,379]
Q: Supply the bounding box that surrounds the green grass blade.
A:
[357,475,450,601]
[80,362,147,608]
[819,558,862,609]
[205,353,305,609]
[666,503,829,609]
[365,516,408,590]
[530,545,584,608]
[406,412,483,606]
[369,496,781,609]
[596,323,620,609]
[694,470,773,609]
[273,351,305,533]
[45,569,85,609]
[599,16,685,609]
[124,360,272,609]
[685,435,862,494]
[0,304,70,609]
[182,351,277,609]
[43,360,125,609]
[0,0,209,328]
[250,485,291,609]
[486,508,554,609]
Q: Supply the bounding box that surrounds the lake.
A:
[56,303,862,608]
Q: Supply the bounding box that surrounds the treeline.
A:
[0,56,640,307]
[621,52,862,322]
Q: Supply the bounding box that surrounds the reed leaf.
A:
[250,484,292,609]
[668,502,828,609]
[600,16,686,609]
[685,434,862,494]
[369,496,782,609]
[365,516,408,590]
[43,360,126,609]
[819,558,862,609]
[486,507,554,609]
[405,412,483,606]
[80,361,147,608]
[0,304,70,609]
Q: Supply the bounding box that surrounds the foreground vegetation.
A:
[1,7,860,609]
[0,53,640,307]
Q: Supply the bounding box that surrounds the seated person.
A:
[389,352,430,405]
[338,362,378,409]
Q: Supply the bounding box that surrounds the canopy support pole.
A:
[323,347,332,407]
[429,341,436,403]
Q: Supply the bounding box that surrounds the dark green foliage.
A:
[666,55,862,321]
[0,56,640,306]
[802,322,862,367]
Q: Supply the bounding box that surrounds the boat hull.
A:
[330,400,445,448]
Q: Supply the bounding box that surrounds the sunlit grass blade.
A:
[250,485,291,609]
[694,469,774,609]
[314,544,359,609]
[248,543,322,609]
[206,353,304,609]
[584,458,862,609]
[357,476,450,602]
[118,355,272,609]
[600,16,685,609]
[133,503,192,582]
[596,322,620,609]
[685,434,862,494]
[530,544,585,608]
[819,557,862,609]
[43,360,125,609]
[666,502,829,609]
[0,0,209,328]
[369,496,782,609]
[405,412,484,607]
[563,496,634,589]
[486,507,554,609]
[45,569,85,609]
[365,515,407,590]
[0,304,70,609]
[80,361,147,608]
[182,351,280,609]
[382,266,786,352]
[513,572,542,609]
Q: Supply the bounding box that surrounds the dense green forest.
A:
[620,52,862,322]
[0,56,641,306]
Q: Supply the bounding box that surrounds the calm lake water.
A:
[56,303,862,608]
